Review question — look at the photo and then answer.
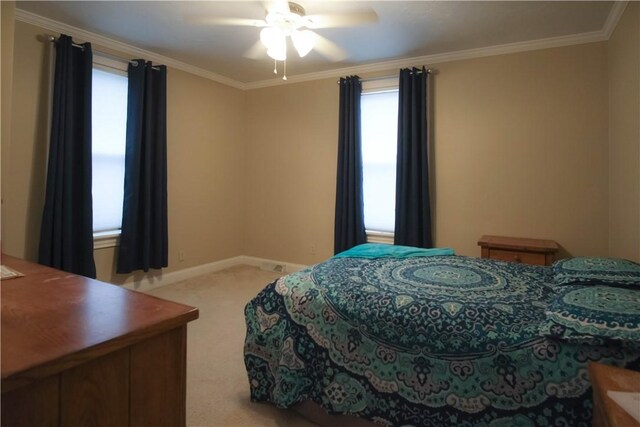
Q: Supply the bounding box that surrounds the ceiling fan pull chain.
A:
[283,59,287,81]
[273,59,278,75]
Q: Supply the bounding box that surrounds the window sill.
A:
[366,230,394,244]
[94,230,120,249]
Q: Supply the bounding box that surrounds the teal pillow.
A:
[540,284,640,343]
[553,257,640,287]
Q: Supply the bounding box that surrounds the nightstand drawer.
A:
[478,235,559,266]
[487,249,547,265]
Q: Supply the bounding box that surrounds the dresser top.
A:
[1,255,198,390]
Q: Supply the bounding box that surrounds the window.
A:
[91,55,128,247]
[361,79,399,241]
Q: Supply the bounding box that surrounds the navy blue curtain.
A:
[116,60,168,273]
[38,35,96,278]
[334,76,366,254]
[394,67,433,248]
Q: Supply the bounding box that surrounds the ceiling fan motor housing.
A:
[288,2,306,17]
[265,2,309,34]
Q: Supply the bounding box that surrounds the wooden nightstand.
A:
[588,362,640,427]
[477,235,559,266]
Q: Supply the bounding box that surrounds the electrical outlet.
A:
[310,244,317,254]
[178,251,185,262]
[260,262,286,273]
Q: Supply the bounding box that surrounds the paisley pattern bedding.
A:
[244,254,640,426]
[540,284,640,343]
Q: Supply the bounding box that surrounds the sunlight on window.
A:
[361,90,398,233]
[92,68,127,233]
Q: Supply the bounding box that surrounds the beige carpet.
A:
[146,265,317,427]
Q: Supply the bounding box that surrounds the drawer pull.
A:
[513,255,521,263]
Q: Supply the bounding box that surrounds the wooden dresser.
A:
[1,255,199,427]
[477,235,559,266]
[589,362,640,427]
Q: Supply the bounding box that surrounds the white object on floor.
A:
[1,265,24,280]
[607,391,640,422]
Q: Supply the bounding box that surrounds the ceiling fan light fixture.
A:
[197,1,379,78]
[267,46,287,61]
[292,29,315,58]
[266,39,287,61]
[260,27,287,60]
[260,27,281,48]
[260,2,316,62]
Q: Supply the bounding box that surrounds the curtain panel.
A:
[334,76,367,254]
[117,60,168,273]
[394,67,433,248]
[38,34,96,278]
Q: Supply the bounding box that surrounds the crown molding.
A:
[603,1,629,39]
[245,29,608,89]
[16,3,627,92]
[14,9,248,90]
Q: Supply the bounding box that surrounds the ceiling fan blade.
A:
[186,16,266,27]
[312,33,348,62]
[305,9,378,29]
[243,40,267,60]
[292,29,315,57]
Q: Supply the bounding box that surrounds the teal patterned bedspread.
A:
[244,254,640,426]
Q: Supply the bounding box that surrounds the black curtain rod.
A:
[48,35,161,70]
[47,35,85,50]
[129,60,161,71]
[337,68,433,84]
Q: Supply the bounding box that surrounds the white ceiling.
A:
[16,1,619,88]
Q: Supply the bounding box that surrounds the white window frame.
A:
[92,54,128,249]
[361,77,398,245]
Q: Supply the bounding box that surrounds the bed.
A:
[244,244,640,426]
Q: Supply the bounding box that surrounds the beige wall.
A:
[245,42,610,263]
[1,1,16,249]
[3,21,247,283]
[244,79,339,265]
[2,19,50,261]
[4,13,637,279]
[608,2,640,262]
[433,44,609,259]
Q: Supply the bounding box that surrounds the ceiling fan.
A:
[191,1,378,79]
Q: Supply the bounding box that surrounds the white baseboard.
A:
[122,255,308,293]
[238,255,308,274]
